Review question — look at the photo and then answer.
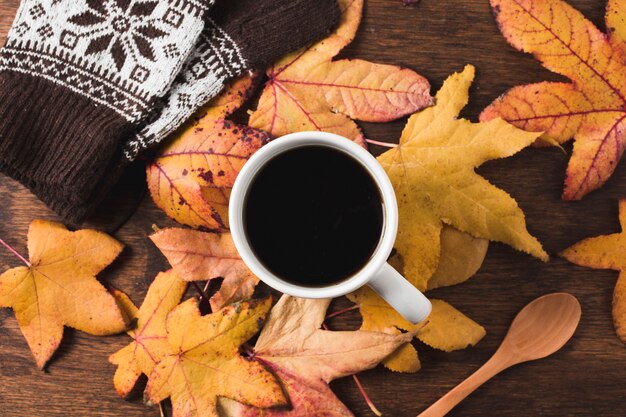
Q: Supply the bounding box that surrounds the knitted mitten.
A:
[123,0,341,161]
[37,0,341,223]
[0,0,215,217]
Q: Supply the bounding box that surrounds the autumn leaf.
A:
[347,288,486,373]
[248,0,432,146]
[0,220,127,369]
[147,76,268,230]
[219,295,415,417]
[109,269,187,398]
[379,65,548,293]
[561,199,626,342]
[144,297,285,417]
[150,227,258,312]
[480,0,626,200]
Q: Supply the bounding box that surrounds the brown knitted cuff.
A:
[0,71,135,207]
[212,0,341,70]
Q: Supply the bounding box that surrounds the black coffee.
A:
[243,145,384,287]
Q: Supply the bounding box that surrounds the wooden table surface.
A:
[1,0,625,416]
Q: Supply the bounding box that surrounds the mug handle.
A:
[368,263,432,324]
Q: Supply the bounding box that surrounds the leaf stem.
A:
[353,374,383,416]
[325,305,359,320]
[197,280,211,303]
[0,237,30,267]
[365,139,398,148]
[192,281,212,313]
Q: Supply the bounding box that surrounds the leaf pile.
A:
[561,199,626,343]
[348,288,486,372]
[341,65,548,372]
[0,220,127,369]
[219,295,415,417]
[481,0,626,200]
[248,0,433,145]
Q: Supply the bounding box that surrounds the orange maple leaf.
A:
[144,297,285,417]
[150,228,258,312]
[481,0,626,200]
[147,77,268,230]
[0,220,127,369]
[109,269,187,397]
[561,199,626,342]
[219,295,414,417]
[248,0,433,146]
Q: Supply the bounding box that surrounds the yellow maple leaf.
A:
[378,65,548,292]
[150,228,259,311]
[0,220,127,369]
[144,297,285,417]
[561,199,626,343]
[248,0,432,146]
[109,269,187,398]
[347,288,485,373]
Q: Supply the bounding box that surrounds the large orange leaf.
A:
[109,269,187,397]
[219,295,414,417]
[146,119,269,230]
[248,0,432,146]
[144,297,285,417]
[150,228,258,311]
[481,0,626,200]
[0,220,127,369]
[561,199,626,342]
[147,76,267,230]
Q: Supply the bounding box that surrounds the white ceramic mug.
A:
[229,131,432,324]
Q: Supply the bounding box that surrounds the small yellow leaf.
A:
[347,287,484,373]
[417,300,486,352]
[428,226,489,291]
[0,220,126,369]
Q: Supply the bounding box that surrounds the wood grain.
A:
[1,0,625,416]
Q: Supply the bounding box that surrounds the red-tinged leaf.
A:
[146,119,268,230]
[248,0,432,147]
[480,0,626,200]
[219,295,414,416]
[150,228,258,311]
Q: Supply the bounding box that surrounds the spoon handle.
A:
[417,351,513,417]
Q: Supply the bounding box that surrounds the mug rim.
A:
[229,131,398,298]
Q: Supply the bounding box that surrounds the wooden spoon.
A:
[418,292,581,417]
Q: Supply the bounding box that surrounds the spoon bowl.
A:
[418,292,582,417]
[501,293,581,363]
